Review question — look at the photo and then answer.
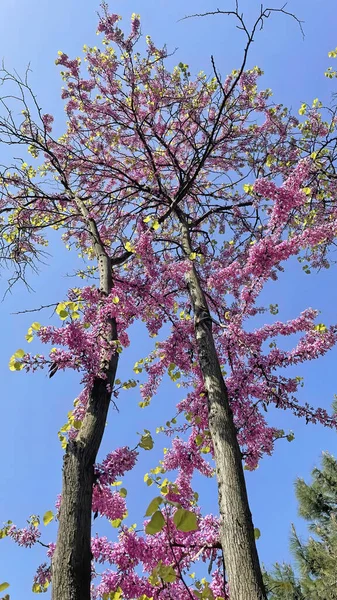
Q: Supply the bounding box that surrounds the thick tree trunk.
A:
[180,219,266,600]
[52,200,118,600]
[51,375,117,600]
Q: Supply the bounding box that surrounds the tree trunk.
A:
[180,218,266,600]
[52,201,118,600]
[51,375,117,600]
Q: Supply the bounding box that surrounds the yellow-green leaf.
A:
[314,323,327,333]
[158,563,176,583]
[110,587,123,600]
[125,241,133,252]
[112,296,120,304]
[14,349,25,358]
[119,487,127,498]
[302,187,311,196]
[139,432,154,450]
[43,510,54,526]
[173,509,198,532]
[110,518,122,528]
[31,322,41,331]
[254,527,261,540]
[243,183,254,195]
[0,583,9,592]
[145,510,165,535]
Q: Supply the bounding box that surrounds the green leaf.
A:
[158,563,176,583]
[43,510,54,526]
[145,510,165,535]
[173,509,198,532]
[139,432,154,450]
[145,496,162,517]
[254,527,261,540]
[58,309,69,320]
[14,349,25,358]
[9,360,24,371]
[119,487,127,498]
[0,583,9,593]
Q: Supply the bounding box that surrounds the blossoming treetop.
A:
[1,5,337,600]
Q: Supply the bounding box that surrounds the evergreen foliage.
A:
[265,453,337,599]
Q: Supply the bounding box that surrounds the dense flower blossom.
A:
[3,6,337,598]
[8,524,41,548]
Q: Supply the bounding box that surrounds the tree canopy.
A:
[1,5,337,600]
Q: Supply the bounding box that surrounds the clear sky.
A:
[1,0,337,597]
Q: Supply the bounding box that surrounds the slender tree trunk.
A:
[52,200,118,600]
[180,217,266,600]
[51,373,117,600]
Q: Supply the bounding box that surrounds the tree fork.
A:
[179,216,266,600]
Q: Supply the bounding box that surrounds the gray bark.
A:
[180,217,266,600]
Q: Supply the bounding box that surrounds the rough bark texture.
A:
[52,200,118,600]
[180,218,266,600]
[51,375,116,600]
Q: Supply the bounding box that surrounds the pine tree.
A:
[265,453,337,599]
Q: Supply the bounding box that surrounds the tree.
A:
[1,5,337,600]
[264,453,337,599]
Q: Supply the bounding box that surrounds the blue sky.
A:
[1,0,337,597]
